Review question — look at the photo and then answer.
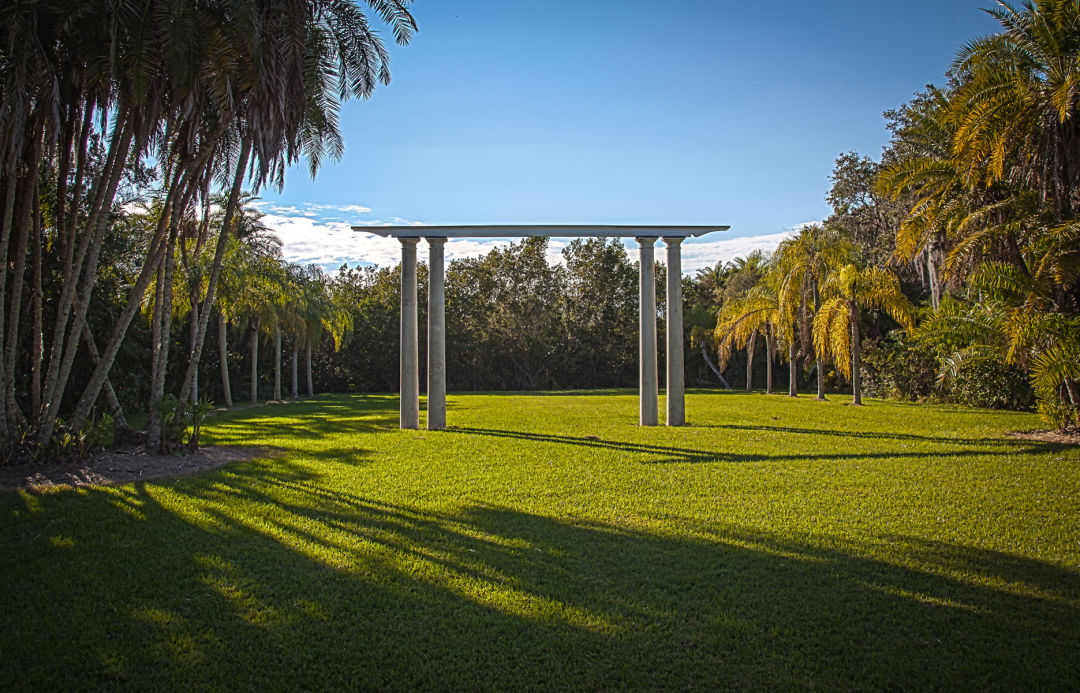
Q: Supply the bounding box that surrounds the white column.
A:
[638,237,659,426]
[399,238,419,429]
[664,237,685,426]
[427,237,446,430]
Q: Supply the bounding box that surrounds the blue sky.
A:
[258,0,1001,272]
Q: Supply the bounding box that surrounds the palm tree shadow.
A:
[447,426,1058,464]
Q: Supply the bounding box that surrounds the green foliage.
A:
[157,396,215,453]
[36,415,115,465]
[950,360,1035,411]
[860,333,939,401]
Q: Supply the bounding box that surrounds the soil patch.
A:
[1007,428,1080,445]
[0,445,269,492]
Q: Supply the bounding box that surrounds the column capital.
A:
[424,236,447,246]
[636,236,658,246]
[400,237,419,248]
[661,236,684,247]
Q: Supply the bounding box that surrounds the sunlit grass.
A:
[2,390,1078,689]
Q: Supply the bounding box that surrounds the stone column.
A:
[427,237,447,430]
[664,237,685,426]
[638,237,659,426]
[399,238,419,429]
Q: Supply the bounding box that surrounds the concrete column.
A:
[638,237,659,426]
[427,237,447,430]
[664,237,685,426]
[399,238,419,429]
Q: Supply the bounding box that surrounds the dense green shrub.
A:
[860,333,938,400]
[948,360,1034,411]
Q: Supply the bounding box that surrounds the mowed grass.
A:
[2,390,1079,690]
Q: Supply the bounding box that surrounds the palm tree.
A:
[773,225,851,400]
[950,0,1080,222]
[813,265,916,405]
[719,251,770,391]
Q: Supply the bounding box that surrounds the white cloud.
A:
[263,211,798,276]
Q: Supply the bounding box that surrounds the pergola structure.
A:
[355,225,729,430]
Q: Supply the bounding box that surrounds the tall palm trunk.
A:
[250,317,260,404]
[813,279,826,401]
[765,325,775,395]
[788,339,797,397]
[30,191,43,415]
[745,329,757,393]
[218,311,233,408]
[305,338,313,397]
[850,300,862,405]
[38,120,134,445]
[291,345,299,400]
[178,134,251,407]
[273,325,282,401]
[188,299,199,402]
[148,205,183,451]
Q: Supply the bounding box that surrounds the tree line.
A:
[711,0,1080,427]
[1,0,416,459]
[7,0,1080,463]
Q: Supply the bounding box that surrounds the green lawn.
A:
[2,390,1078,690]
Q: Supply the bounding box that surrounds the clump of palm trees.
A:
[0,1,415,455]
[715,226,914,405]
[875,0,1080,426]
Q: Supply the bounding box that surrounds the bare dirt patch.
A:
[1007,428,1080,445]
[0,445,269,492]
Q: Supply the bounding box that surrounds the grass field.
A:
[2,390,1078,690]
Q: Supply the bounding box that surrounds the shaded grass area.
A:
[2,391,1079,689]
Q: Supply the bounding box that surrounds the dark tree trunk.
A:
[745,329,757,393]
[788,339,797,397]
[219,311,233,408]
[250,317,260,405]
[765,325,775,395]
[291,345,298,400]
[851,301,862,406]
[273,325,282,401]
[305,339,313,397]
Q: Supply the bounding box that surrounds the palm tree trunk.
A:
[149,208,182,450]
[38,120,133,444]
[3,164,34,427]
[305,338,313,397]
[189,298,199,402]
[788,339,797,397]
[745,329,757,393]
[81,323,130,434]
[273,325,282,401]
[291,345,299,400]
[218,311,233,408]
[30,191,43,416]
[250,317,260,404]
[851,301,862,406]
[814,279,826,401]
[177,134,251,407]
[147,263,166,447]
[765,326,775,395]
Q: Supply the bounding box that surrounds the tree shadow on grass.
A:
[447,426,1063,465]
[2,469,1077,690]
[699,422,1068,449]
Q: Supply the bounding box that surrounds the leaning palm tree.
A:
[813,265,916,405]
